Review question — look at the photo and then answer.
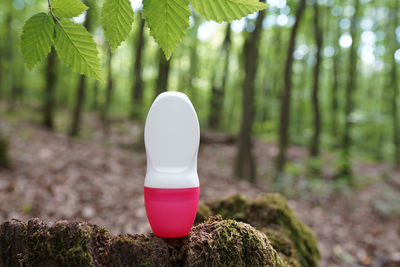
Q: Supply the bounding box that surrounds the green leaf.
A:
[20,13,55,70]
[190,0,268,23]
[101,0,134,51]
[51,0,88,18]
[143,0,191,59]
[54,20,103,81]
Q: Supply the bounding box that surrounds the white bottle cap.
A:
[144,92,200,189]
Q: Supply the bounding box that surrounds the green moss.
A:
[262,228,300,267]
[205,194,248,221]
[26,220,93,266]
[194,203,212,224]
[197,194,320,267]
[248,194,320,267]
[185,216,285,267]
[107,234,170,266]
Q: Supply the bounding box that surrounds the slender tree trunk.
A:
[69,2,92,136]
[155,51,170,96]
[0,38,3,99]
[310,1,323,157]
[131,16,146,119]
[391,1,399,166]
[339,0,360,179]
[102,49,113,124]
[331,16,341,138]
[91,81,99,110]
[69,76,86,136]
[6,14,17,112]
[209,24,231,129]
[234,11,265,182]
[0,34,9,168]
[43,48,57,129]
[276,0,307,173]
[294,57,308,138]
[188,40,199,104]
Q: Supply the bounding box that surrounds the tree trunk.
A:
[188,30,200,105]
[6,13,17,112]
[130,16,146,120]
[234,12,265,182]
[102,49,113,124]
[155,51,171,97]
[0,36,3,99]
[276,0,307,173]
[69,2,92,137]
[294,57,308,138]
[331,16,341,139]
[208,24,231,129]
[91,81,99,110]
[43,48,57,129]
[391,1,399,167]
[310,1,323,157]
[339,0,360,179]
[69,76,86,136]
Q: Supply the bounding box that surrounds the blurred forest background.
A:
[0,0,400,266]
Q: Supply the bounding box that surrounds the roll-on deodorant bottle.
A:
[144,92,200,238]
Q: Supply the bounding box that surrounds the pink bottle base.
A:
[144,187,199,238]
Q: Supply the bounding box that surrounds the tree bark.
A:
[6,13,18,112]
[91,81,99,110]
[310,1,323,157]
[391,1,399,167]
[276,0,307,173]
[234,12,265,182]
[69,76,86,136]
[331,15,341,139]
[130,16,146,120]
[339,0,360,179]
[155,51,171,97]
[102,49,113,124]
[43,48,57,129]
[208,24,231,129]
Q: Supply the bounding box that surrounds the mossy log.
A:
[0,194,319,267]
[0,217,285,267]
[195,194,320,267]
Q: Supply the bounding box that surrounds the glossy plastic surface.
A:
[144,186,199,238]
[144,92,200,189]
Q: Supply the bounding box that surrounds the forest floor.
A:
[0,112,399,267]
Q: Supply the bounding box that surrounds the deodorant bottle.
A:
[144,92,200,238]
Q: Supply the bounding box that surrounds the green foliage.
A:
[20,13,54,70]
[19,0,268,78]
[190,0,268,23]
[54,20,103,81]
[101,0,134,51]
[20,0,102,81]
[143,0,191,59]
[51,0,88,19]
